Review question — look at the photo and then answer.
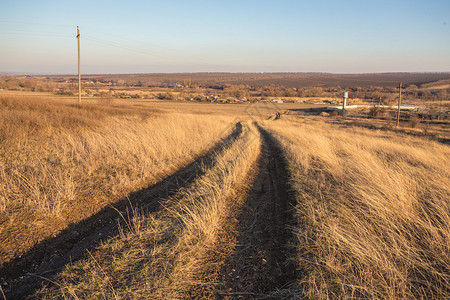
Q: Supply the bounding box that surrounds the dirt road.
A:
[214,124,298,299]
[184,123,299,299]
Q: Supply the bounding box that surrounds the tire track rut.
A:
[215,123,298,299]
[0,123,242,300]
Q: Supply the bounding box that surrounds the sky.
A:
[0,0,449,74]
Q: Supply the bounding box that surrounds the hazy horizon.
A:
[1,0,449,74]
[3,71,450,77]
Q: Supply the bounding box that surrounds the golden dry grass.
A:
[0,95,235,265]
[263,116,450,299]
[35,121,261,299]
[4,90,449,299]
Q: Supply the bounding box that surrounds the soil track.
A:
[0,123,242,300]
[215,124,298,299]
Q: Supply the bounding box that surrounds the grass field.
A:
[1,91,449,299]
[35,121,261,299]
[0,94,235,266]
[263,116,450,299]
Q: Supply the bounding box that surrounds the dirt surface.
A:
[0,123,242,300]
[214,124,299,299]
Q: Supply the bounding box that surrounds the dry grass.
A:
[263,117,450,299]
[0,95,234,265]
[5,90,449,298]
[35,121,261,299]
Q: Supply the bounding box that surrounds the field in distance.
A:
[41,72,450,88]
[2,72,449,106]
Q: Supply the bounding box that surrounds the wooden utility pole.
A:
[77,26,81,104]
[396,82,402,127]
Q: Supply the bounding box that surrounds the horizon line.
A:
[2,71,450,76]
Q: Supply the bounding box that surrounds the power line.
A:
[82,34,216,67]
[0,20,73,28]
[0,24,242,70]
[86,28,177,52]
[0,30,70,38]
[1,26,217,68]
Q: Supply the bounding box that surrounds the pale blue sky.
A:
[0,0,449,74]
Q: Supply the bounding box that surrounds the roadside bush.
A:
[369,106,386,117]
[157,92,176,100]
[410,115,421,128]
